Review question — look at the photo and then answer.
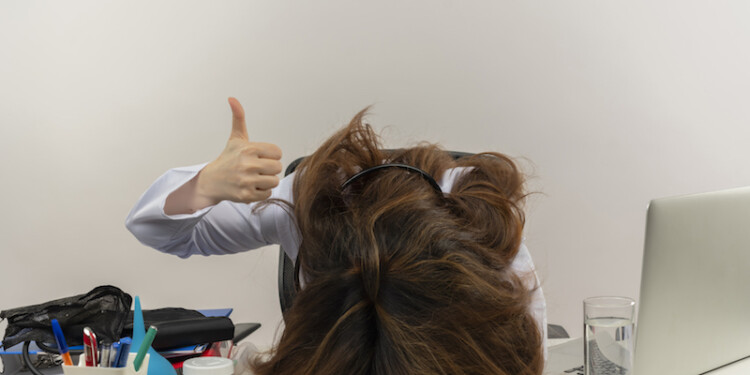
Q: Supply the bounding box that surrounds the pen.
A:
[83,327,98,367]
[114,337,131,368]
[50,319,73,366]
[110,342,121,367]
[133,326,157,372]
[100,343,112,367]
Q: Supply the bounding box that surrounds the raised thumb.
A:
[228,97,249,140]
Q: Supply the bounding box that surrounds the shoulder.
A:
[272,171,297,202]
[438,166,473,193]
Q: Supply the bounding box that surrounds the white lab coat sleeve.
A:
[125,163,296,258]
[441,167,548,356]
[511,241,548,360]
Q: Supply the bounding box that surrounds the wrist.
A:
[164,171,218,215]
[193,170,220,208]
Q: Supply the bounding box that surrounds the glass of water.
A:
[584,296,636,375]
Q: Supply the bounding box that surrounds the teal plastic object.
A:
[131,296,177,375]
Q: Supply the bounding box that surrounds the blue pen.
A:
[114,337,132,368]
[51,319,74,366]
[109,342,120,367]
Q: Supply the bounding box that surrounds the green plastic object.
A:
[131,296,177,375]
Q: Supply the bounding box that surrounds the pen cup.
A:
[62,353,150,375]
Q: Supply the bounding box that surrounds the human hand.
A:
[195,97,283,205]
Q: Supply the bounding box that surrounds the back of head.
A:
[253,109,543,375]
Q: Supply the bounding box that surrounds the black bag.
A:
[122,308,235,350]
[0,285,133,349]
[1,289,236,352]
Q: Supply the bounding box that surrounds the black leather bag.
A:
[0,285,132,350]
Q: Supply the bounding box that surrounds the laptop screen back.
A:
[634,187,750,374]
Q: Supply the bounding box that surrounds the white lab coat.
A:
[125,163,548,354]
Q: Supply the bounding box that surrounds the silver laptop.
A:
[546,186,750,374]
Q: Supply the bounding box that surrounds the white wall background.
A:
[2,0,750,349]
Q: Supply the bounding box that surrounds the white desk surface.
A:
[4,338,748,375]
[708,357,750,375]
[546,337,750,375]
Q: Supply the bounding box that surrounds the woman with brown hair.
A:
[126,98,546,375]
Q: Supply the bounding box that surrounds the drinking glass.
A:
[584,296,636,375]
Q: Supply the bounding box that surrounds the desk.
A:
[709,357,750,375]
[545,338,750,375]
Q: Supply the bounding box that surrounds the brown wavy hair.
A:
[252,109,543,375]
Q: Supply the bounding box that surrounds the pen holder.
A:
[62,353,150,375]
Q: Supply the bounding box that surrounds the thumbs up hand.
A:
[195,98,283,205]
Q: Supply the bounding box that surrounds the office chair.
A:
[277,152,569,339]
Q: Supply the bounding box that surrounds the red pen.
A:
[83,327,98,367]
